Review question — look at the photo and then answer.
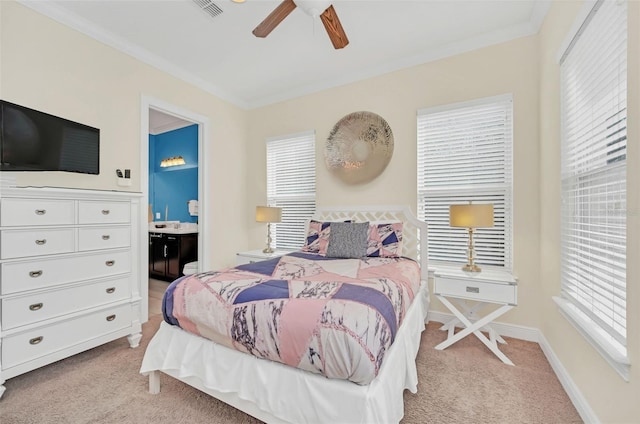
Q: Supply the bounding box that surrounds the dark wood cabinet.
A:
[149,233,166,276]
[148,232,197,281]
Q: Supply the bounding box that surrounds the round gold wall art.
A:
[325,111,394,184]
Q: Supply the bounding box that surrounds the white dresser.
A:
[0,187,144,398]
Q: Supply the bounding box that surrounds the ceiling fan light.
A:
[294,0,331,17]
[254,0,347,49]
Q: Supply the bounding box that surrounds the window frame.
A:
[417,94,514,272]
[265,130,316,250]
[556,0,629,380]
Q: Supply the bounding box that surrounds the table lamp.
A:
[256,206,282,254]
[449,203,494,273]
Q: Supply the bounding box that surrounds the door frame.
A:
[140,95,211,319]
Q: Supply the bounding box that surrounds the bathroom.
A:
[147,110,199,286]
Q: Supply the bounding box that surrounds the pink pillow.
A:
[302,220,353,255]
[301,220,333,255]
[366,222,403,257]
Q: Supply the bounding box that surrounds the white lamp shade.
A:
[449,204,494,228]
[256,206,282,223]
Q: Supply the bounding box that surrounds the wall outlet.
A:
[155,212,161,219]
[116,177,131,187]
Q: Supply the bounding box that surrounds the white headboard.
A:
[313,205,428,281]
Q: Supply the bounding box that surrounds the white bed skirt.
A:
[140,281,430,424]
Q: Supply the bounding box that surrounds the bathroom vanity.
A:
[148,223,197,281]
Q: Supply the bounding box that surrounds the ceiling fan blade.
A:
[320,5,349,49]
[252,0,297,38]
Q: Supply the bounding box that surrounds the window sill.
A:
[553,296,630,381]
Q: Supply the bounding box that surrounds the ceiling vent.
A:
[192,0,224,19]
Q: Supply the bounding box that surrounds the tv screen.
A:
[0,100,100,174]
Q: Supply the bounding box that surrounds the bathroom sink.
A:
[149,222,198,233]
[150,221,179,229]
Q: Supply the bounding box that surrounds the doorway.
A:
[140,96,210,319]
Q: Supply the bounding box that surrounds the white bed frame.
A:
[140,205,429,424]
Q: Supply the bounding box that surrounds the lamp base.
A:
[262,222,274,254]
[462,263,482,273]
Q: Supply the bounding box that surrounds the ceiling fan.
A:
[252,0,349,49]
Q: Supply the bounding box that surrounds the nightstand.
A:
[433,267,518,365]
[236,249,295,266]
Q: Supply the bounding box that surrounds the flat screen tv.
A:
[0,100,100,174]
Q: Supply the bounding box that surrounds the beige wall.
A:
[0,1,248,269]
[3,0,639,421]
[247,36,541,329]
[539,1,640,422]
[248,2,640,419]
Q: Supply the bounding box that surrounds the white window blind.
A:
[560,0,627,351]
[266,130,316,250]
[417,95,513,270]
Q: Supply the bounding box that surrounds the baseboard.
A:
[427,310,540,342]
[426,310,599,423]
[537,332,600,424]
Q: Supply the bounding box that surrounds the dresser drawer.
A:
[2,276,130,330]
[0,228,75,259]
[433,276,517,305]
[0,198,75,227]
[1,250,132,295]
[78,227,131,251]
[78,201,130,224]
[2,303,133,369]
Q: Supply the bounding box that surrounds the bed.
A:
[140,205,429,424]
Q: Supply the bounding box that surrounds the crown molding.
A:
[530,0,553,33]
[16,0,249,109]
[17,0,551,111]
[246,18,547,109]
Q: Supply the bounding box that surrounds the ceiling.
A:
[148,109,194,135]
[21,0,550,110]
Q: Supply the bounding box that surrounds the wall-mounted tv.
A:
[0,100,100,174]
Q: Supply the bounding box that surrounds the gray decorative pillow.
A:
[326,222,370,259]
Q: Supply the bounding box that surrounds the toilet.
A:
[183,261,198,276]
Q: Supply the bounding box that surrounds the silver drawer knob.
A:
[102,235,111,240]
[29,270,43,278]
[106,287,116,294]
[29,303,44,311]
[105,260,115,267]
[466,286,480,293]
[34,209,46,215]
[29,336,43,345]
[106,314,116,322]
[101,209,110,215]
[35,239,47,245]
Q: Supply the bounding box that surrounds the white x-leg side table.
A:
[433,267,518,365]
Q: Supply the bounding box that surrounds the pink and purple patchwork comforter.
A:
[162,251,421,385]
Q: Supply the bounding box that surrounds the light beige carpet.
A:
[0,316,582,424]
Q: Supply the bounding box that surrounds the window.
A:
[417,95,513,270]
[557,0,628,378]
[266,130,316,249]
